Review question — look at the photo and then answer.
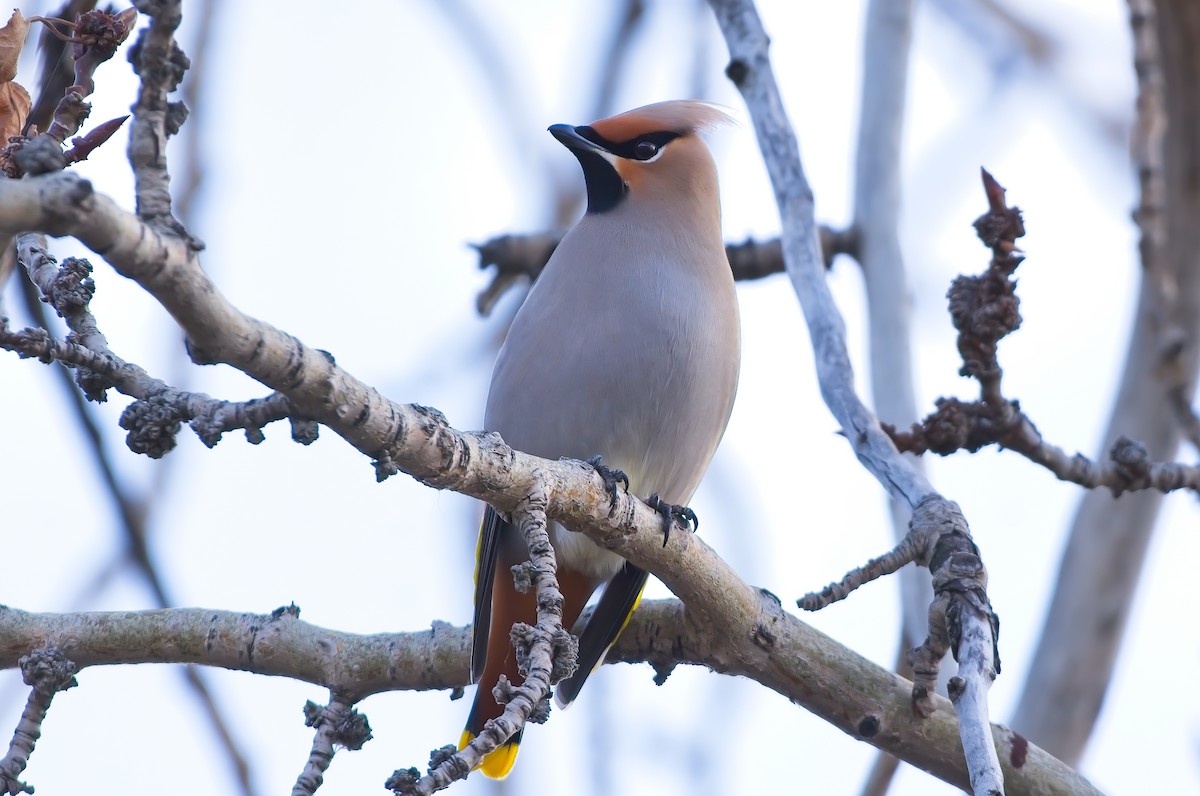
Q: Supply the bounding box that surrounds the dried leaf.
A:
[0,81,30,144]
[0,9,29,84]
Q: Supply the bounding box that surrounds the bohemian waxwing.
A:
[461,99,741,778]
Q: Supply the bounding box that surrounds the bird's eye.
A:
[634,140,659,160]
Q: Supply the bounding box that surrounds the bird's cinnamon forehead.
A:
[588,100,732,142]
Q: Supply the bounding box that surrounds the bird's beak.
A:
[548,124,608,154]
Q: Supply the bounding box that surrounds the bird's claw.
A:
[587,455,629,515]
[647,493,698,547]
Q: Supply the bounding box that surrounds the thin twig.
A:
[885,170,1200,495]
[126,0,192,239]
[394,480,570,794]
[292,693,372,796]
[0,648,77,795]
[706,1,1003,792]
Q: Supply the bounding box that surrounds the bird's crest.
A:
[588,100,734,142]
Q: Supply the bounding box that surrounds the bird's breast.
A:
[484,219,740,574]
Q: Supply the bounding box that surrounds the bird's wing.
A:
[471,505,509,683]
[554,561,650,708]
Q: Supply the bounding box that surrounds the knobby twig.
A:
[23,1,99,137]
[292,694,372,796]
[885,169,1200,495]
[125,0,193,242]
[392,482,573,794]
[3,237,316,454]
[0,648,78,796]
[707,0,1003,793]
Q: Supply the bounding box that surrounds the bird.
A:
[460,99,741,778]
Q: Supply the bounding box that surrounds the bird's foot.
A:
[587,455,629,516]
[646,493,698,548]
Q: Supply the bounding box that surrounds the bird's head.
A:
[549,100,732,214]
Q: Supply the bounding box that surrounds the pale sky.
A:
[3,2,1196,795]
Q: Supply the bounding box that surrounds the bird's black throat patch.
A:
[572,150,627,214]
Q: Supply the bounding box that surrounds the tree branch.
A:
[0,603,1100,795]
[847,1,933,788]
[293,694,371,796]
[884,170,1200,495]
[707,0,1004,792]
[0,648,78,796]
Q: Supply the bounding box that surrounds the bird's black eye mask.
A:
[568,128,683,213]
[574,127,682,161]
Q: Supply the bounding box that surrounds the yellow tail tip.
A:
[458,730,520,779]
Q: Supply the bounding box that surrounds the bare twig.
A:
[397,481,571,794]
[5,237,315,453]
[799,532,922,610]
[0,648,77,796]
[884,170,1200,494]
[126,0,191,238]
[292,694,372,796]
[707,0,1003,792]
[0,320,313,450]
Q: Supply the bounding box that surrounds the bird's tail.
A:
[462,506,525,779]
[555,562,649,708]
